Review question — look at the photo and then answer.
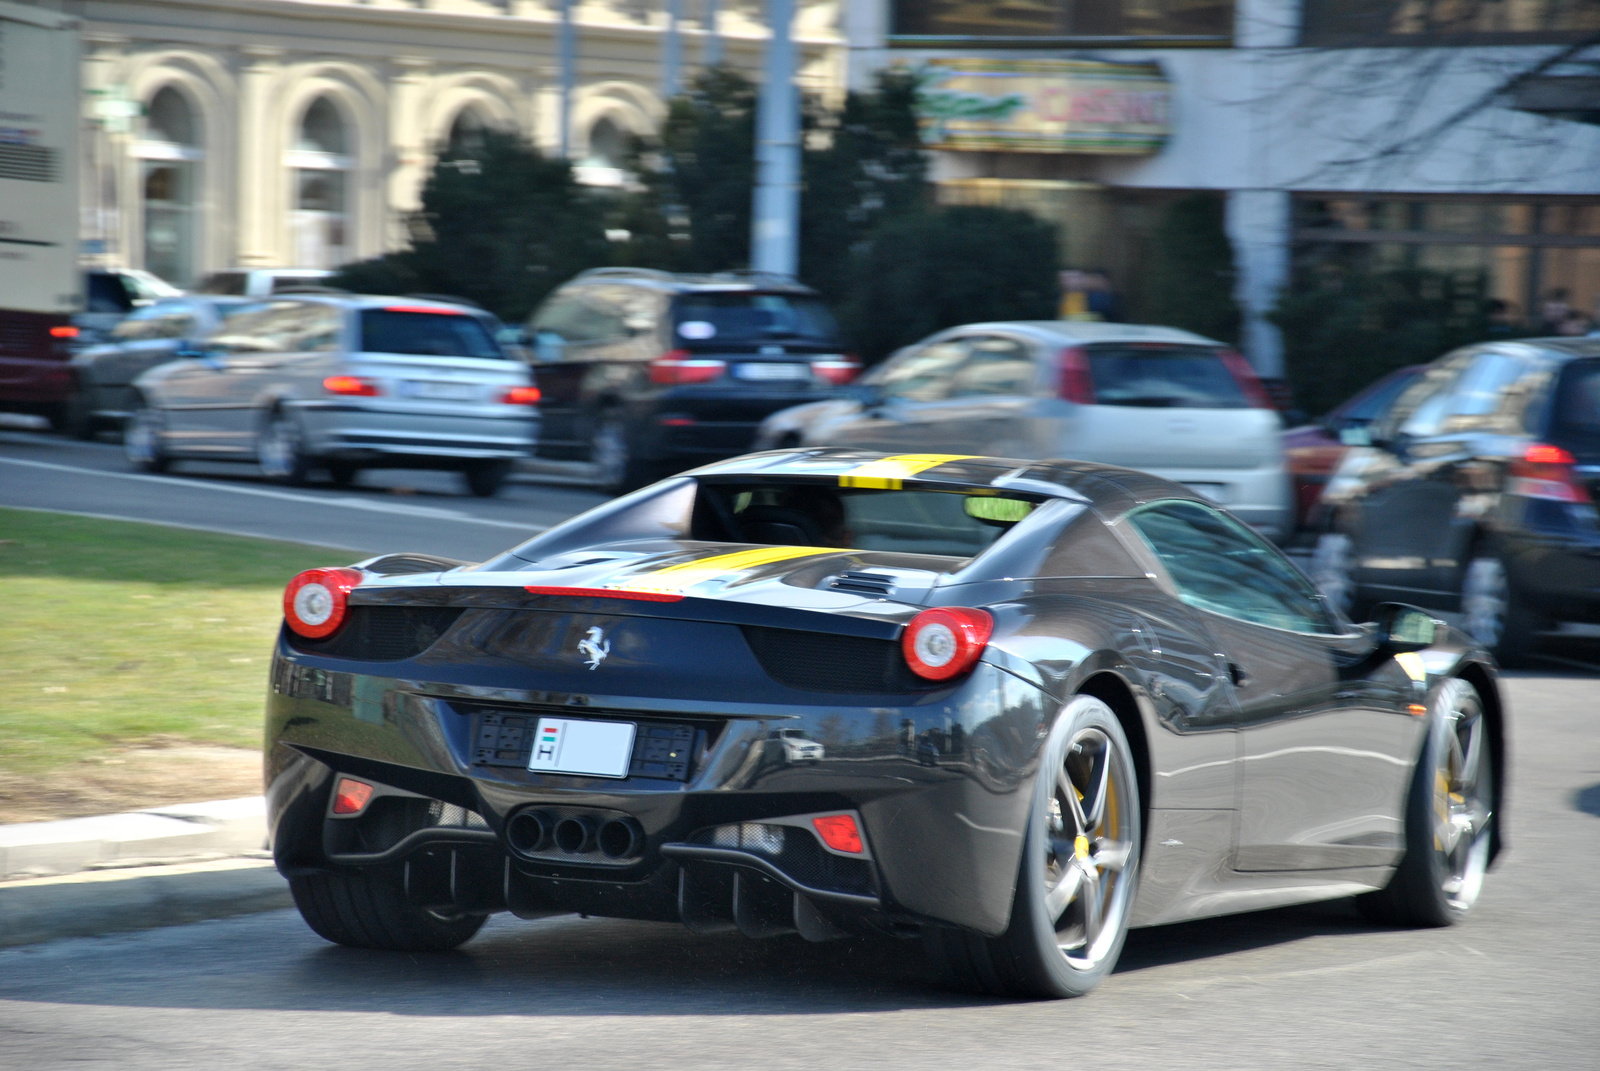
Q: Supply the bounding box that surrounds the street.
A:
[0,672,1593,1068]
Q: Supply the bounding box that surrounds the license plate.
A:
[1183,482,1229,504]
[733,362,809,381]
[527,717,636,778]
[399,380,480,401]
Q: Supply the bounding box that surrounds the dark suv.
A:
[1309,337,1600,662]
[525,269,857,491]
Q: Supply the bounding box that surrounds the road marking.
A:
[0,456,544,532]
[0,504,375,553]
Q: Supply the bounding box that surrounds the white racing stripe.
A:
[0,456,544,532]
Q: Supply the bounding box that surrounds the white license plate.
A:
[733,362,809,381]
[1183,482,1230,504]
[527,717,636,778]
[399,380,480,401]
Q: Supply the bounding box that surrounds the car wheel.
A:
[289,866,487,952]
[1461,554,1539,665]
[62,386,97,440]
[123,399,169,473]
[326,461,360,489]
[1310,532,1359,619]
[925,695,1141,998]
[1357,677,1494,927]
[258,409,311,486]
[464,459,512,498]
[590,408,648,494]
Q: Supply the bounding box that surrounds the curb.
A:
[0,857,291,948]
[0,797,267,881]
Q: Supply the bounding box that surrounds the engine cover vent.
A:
[829,571,896,597]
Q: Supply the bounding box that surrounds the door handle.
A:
[1228,662,1249,687]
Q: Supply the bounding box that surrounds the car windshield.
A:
[1085,344,1249,408]
[359,309,505,359]
[695,482,1038,558]
[673,292,840,345]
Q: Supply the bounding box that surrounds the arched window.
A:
[448,106,489,153]
[576,116,629,187]
[137,87,201,285]
[288,96,351,268]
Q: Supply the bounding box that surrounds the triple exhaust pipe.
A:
[505,809,645,861]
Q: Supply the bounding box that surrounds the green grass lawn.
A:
[0,509,360,777]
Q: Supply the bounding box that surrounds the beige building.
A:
[72,0,844,286]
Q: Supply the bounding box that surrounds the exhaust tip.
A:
[554,815,597,854]
[598,817,645,859]
[506,809,552,856]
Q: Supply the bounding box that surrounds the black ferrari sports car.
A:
[266,449,1505,998]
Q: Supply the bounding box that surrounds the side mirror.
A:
[1372,602,1437,653]
[1338,425,1372,447]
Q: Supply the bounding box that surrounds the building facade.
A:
[845,0,1600,377]
[71,0,844,285]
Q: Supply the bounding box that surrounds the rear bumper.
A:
[295,400,535,462]
[536,389,838,463]
[265,636,1050,937]
[1504,526,1600,622]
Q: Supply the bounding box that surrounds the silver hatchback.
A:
[124,295,538,496]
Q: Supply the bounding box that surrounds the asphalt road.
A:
[0,426,608,561]
[0,670,1595,1070]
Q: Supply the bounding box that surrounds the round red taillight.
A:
[902,607,993,681]
[282,567,364,639]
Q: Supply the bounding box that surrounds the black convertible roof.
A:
[687,448,1207,520]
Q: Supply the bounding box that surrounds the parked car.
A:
[75,269,185,344]
[525,268,859,492]
[1283,365,1426,531]
[65,295,257,438]
[758,322,1291,541]
[124,295,538,496]
[193,268,333,297]
[1309,337,1600,663]
[265,449,1502,997]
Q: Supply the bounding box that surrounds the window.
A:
[949,337,1039,398]
[1439,352,1530,432]
[1084,344,1251,408]
[1382,351,1475,439]
[696,481,1041,559]
[147,303,200,340]
[671,292,841,345]
[109,306,164,342]
[877,341,969,402]
[532,288,630,345]
[891,0,1233,40]
[137,87,200,287]
[1302,0,1600,45]
[210,301,340,354]
[359,310,502,359]
[1128,500,1336,633]
[1549,358,1600,448]
[290,97,351,269]
[194,271,247,296]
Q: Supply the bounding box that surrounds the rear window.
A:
[1085,344,1249,409]
[1551,359,1600,447]
[359,310,504,359]
[193,272,248,296]
[673,292,840,345]
[695,482,1038,559]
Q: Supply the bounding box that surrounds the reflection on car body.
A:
[266,449,1505,999]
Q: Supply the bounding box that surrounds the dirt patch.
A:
[0,746,263,824]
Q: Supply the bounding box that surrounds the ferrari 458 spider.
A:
[266,450,1504,998]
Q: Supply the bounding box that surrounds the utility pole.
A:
[661,0,682,100]
[559,0,575,158]
[703,0,721,68]
[749,0,798,275]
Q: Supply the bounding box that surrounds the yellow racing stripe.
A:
[606,545,838,595]
[838,453,979,489]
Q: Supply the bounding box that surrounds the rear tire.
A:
[326,461,360,489]
[925,695,1141,998]
[289,867,487,952]
[464,459,511,498]
[258,408,311,486]
[1357,678,1494,927]
[1460,554,1540,666]
[124,399,169,473]
[62,387,97,440]
[590,407,651,494]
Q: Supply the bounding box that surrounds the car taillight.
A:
[812,356,860,385]
[283,567,364,638]
[499,385,542,405]
[1508,443,1590,503]
[49,325,79,339]
[332,777,375,815]
[811,814,865,854]
[1059,346,1095,404]
[1218,348,1274,408]
[323,375,381,397]
[902,607,993,681]
[649,349,726,385]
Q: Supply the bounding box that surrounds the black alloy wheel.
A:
[925,695,1142,998]
[1358,677,1494,927]
[464,459,512,498]
[123,398,170,473]
[1460,553,1540,666]
[589,407,638,494]
[289,867,487,952]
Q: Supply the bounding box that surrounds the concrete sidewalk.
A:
[0,797,290,947]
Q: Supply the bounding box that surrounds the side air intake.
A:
[829,571,896,597]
